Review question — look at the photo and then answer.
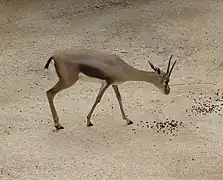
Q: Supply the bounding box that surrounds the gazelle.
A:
[44,49,177,130]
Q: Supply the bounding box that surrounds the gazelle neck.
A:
[126,67,158,84]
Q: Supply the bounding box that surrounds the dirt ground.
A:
[0,0,223,179]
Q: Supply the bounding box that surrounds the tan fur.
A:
[44,48,177,130]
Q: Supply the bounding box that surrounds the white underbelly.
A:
[78,73,105,84]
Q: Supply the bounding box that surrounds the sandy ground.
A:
[0,0,223,179]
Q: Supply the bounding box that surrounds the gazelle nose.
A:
[164,88,170,95]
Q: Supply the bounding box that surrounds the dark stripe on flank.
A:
[78,64,111,83]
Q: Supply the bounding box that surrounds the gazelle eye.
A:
[164,79,169,85]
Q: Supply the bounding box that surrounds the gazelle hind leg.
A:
[112,85,133,125]
[46,78,78,130]
[87,81,110,127]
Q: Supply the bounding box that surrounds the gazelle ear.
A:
[148,61,161,74]
[156,68,161,74]
[148,61,156,71]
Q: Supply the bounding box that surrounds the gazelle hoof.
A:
[127,120,133,125]
[55,125,64,130]
[87,122,94,127]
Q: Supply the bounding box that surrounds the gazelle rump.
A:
[44,49,177,130]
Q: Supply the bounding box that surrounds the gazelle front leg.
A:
[87,81,110,127]
[112,85,133,125]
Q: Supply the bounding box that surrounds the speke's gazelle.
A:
[44,49,177,130]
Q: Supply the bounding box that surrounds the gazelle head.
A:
[148,55,177,95]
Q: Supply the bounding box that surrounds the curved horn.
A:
[166,55,173,74]
[168,60,177,76]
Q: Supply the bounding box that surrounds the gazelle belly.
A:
[78,73,105,84]
[78,73,122,85]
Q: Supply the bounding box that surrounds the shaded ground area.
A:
[0,0,223,179]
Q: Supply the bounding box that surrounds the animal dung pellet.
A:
[186,90,223,117]
[143,118,185,135]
